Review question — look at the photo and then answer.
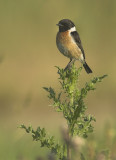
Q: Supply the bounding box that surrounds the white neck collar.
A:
[69,26,76,32]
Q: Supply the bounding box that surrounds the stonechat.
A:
[56,19,92,74]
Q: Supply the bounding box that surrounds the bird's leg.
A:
[64,59,76,71]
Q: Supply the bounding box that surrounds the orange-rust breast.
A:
[56,31,82,60]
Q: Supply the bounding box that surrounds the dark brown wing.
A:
[71,31,85,59]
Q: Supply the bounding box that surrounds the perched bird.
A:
[56,19,92,74]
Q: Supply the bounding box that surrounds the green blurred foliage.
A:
[0,0,116,159]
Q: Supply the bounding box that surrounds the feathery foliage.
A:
[20,65,107,160]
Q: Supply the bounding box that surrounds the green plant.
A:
[20,64,107,160]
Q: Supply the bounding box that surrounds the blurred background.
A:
[0,0,116,159]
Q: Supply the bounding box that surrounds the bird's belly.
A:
[56,32,82,60]
[56,42,71,58]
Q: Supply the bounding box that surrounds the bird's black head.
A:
[57,19,75,32]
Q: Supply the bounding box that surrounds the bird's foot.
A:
[64,59,76,71]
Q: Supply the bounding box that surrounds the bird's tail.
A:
[83,61,92,74]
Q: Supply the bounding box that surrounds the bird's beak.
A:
[56,23,63,27]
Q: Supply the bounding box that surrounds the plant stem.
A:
[67,129,71,160]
